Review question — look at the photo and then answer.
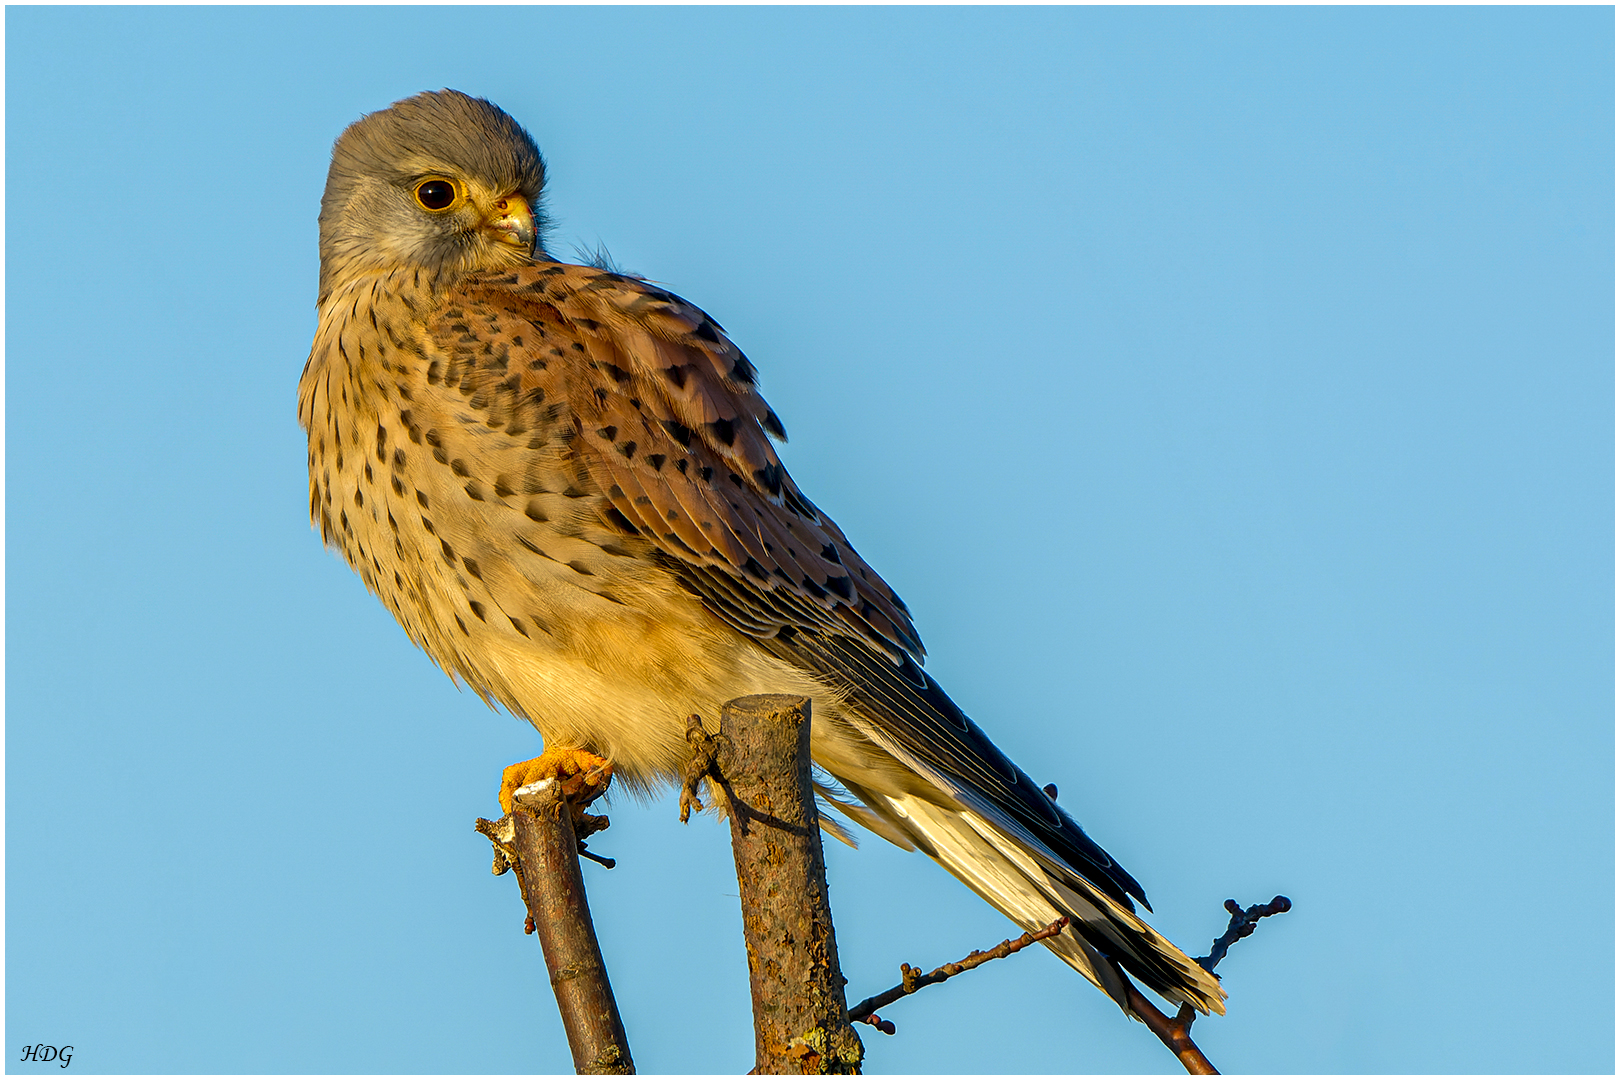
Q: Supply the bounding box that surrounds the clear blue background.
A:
[7,6,1613,1074]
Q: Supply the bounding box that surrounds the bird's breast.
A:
[298,273,774,783]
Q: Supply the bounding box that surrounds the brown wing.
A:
[430,260,925,661]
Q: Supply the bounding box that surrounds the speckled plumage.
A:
[299,89,1224,1017]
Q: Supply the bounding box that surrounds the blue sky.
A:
[6,6,1613,1074]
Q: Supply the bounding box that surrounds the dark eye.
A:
[414,179,457,211]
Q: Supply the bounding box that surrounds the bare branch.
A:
[1196,896,1292,973]
[847,918,1070,1033]
[677,713,725,823]
[1123,983,1218,1075]
[1123,894,1294,1075]
[476,778,634,1075]
[708,695,864,1075]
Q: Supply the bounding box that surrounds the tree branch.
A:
[847,917,1071,1034]
[1122,984,1219,1075]
[698,695,865,1075]
[476,778,634,1075]
[1197,896,1292,972]
[1123,895,1294,1075]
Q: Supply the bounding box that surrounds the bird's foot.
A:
[477,749,615,880]
[499,748,614,821]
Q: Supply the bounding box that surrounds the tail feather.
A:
[757,627,1225,1015]
[841,783,1226,1017]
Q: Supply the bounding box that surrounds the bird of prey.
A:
[299,89,1225,1019]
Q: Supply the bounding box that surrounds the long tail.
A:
[837,779,1226,1017]
[757,629,1224,1015]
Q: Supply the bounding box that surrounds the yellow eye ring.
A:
[414,178,459,212]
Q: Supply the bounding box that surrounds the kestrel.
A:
[300,89,1225,1019]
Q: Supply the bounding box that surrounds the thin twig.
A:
[1196,896,1292,973]
[1125,894,1294,1075]
[577,845,617,869]
[848,917,1070,1033]
[677,713,726,823]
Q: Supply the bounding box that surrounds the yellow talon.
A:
[499,748,614,814]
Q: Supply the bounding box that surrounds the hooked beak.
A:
[483,194,536,254]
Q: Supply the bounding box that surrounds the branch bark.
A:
[1123,984,1218,1075]
[476,779,634,1075]
[711,694,864,1075]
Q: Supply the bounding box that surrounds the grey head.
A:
[317,89,549,303]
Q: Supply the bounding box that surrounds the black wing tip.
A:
[772,626,1157,915]
[1047,798,1152,911]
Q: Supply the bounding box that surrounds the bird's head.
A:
[317,89,548,303]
